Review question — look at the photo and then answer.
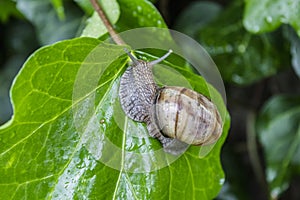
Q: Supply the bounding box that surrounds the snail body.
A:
[119,49,222,154]
[119,59,157,122]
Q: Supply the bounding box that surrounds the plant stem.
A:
[90,0,125,45]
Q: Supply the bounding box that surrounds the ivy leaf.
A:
[284,27,300,78]
[256,95,300,199]
[0,37,229,199]
[243,0,300,37]
[197,1,288,85]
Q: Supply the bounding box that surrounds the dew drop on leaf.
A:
[64,181,69,189]
[225,44,233,52]
[238,44,246,53]
[219,178,225,185]
[265,16,273,23]
[252,25,260,33]
[132,11,137,17]
[137,5,142,13]
[10,131,16,139]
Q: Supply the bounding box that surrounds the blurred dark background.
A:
[1,0,300,199]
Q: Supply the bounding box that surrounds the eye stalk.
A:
[148,49,173,66]
[124,48,173,66]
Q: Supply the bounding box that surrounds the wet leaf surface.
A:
[244,0,300,36]
[256,95,300,198]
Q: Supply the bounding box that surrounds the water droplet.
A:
[132,11,137,17]
[137,6,142,12]
[267,168,277,182]
[76,162,86,169]
[265,16,273,23]
[271,185,288,199]
[10,131,16,139]
[139,18,145,25]
[64,181,69,188]
[238,44,246,53]
[225,45,233,52]
[219,178,225,185]
[252,25,260,33]
[279,14,288,23]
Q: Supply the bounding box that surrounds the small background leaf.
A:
[284,27,300,78]
[256,95,300,198]
[243,0,300,36]
[197,1,289,85]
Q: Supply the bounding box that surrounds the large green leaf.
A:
[243,0,300,37]
[0,37,229,199]
[197,1,288,85]
[256,95,300,199]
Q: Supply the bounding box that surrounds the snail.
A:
[119,49,223,155]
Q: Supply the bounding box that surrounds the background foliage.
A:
[0,0,299,199]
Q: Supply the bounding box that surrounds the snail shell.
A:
[153,86,222,145]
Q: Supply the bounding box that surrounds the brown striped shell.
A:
[153,86,222,145]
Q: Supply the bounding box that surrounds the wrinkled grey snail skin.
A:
[119,49,223,155]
